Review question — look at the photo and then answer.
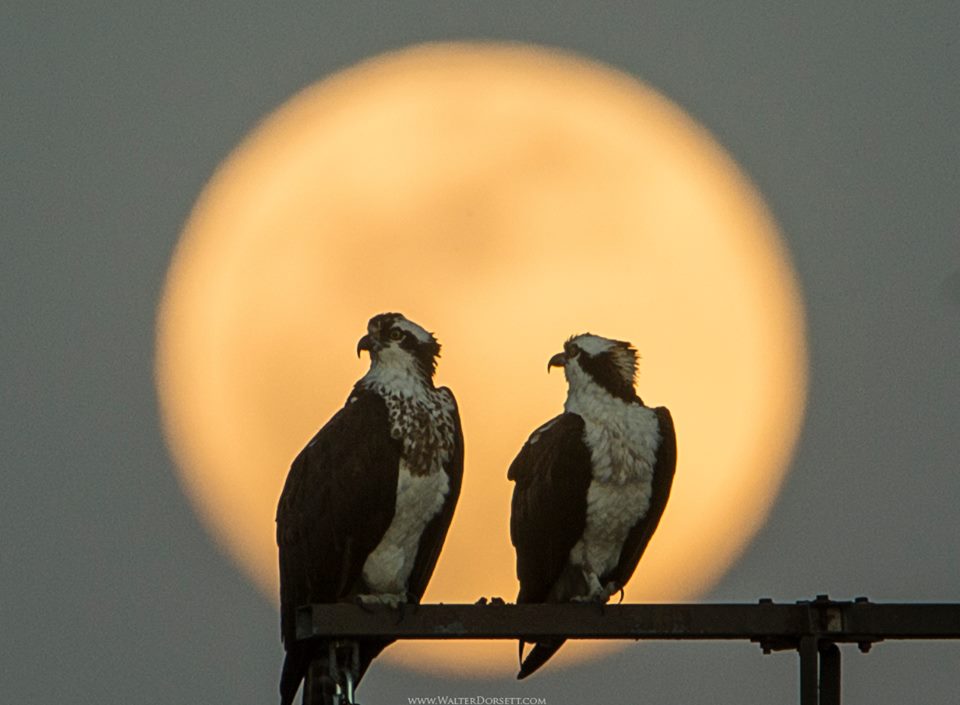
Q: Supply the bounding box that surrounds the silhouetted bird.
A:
[277,313,463,704]
[509,334,676,679]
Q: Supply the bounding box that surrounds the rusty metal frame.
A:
[295,596,960,704]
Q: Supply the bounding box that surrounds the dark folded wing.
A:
[508,413,593,604]
[276,387,401,644]
[608,405,677,588]
[405,387,464,603]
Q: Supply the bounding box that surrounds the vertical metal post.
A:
[302,647,341,705]
[799,636,819,705]
[819,642,841,705]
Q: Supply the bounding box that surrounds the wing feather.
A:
[405,387,464,603]
[509,413,593,604]
[608,405,677,588]
[276,388,401,645]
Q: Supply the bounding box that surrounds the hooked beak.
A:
[357,334,374,358]
[547,352,565,373]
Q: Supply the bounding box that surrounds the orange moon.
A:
[156,42,807,678]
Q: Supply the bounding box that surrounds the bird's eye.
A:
[388,328,403,341]
[568,346,580,358]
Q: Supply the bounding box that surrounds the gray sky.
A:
[2,2,958,704]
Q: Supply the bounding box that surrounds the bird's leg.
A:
[595,582,625,614]
[597,598,606,616]
[592,576,612,615]
[572,572,608,614]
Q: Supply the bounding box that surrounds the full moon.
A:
[156,42,807,677]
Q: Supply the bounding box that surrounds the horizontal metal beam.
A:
[296,600,960,642]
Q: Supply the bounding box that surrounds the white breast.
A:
[359,383,457,597]
[565,381,661,583]
[361,461,449,594]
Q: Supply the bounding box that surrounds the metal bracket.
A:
[304,640,361,705]
[757,594,867,705]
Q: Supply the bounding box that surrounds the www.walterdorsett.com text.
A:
[407,697,547,705]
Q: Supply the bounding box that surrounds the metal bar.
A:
[841,603,960,639]
[819,642,841,705]
[296,602,960,642]
[799,636,819,705]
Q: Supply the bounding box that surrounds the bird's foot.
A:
[571,593,607,612]
[571,588,610,615]
[355,592,408,610]
[571,572,609,606]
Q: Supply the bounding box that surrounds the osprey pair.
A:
[276,312,677,704]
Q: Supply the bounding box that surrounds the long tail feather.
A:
[282,640,389,705]
[517,639,566,680]
[302,651,339,705]
[280,641,318,705]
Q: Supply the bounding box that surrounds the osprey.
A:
[508,333,677,679]
[276,313,464,705]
